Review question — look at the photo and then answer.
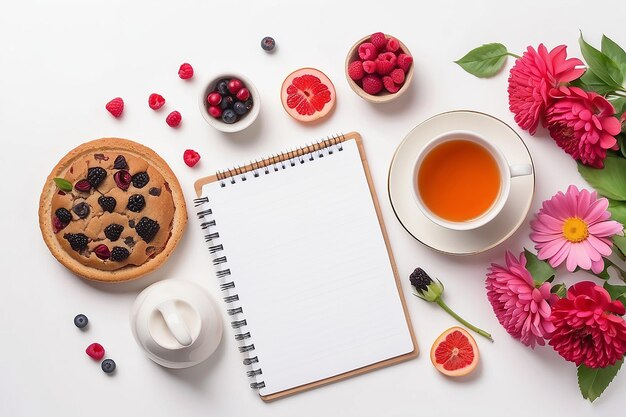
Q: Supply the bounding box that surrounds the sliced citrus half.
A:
[281,67,336,123]
[430,326,479,377]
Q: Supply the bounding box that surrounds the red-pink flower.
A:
[530,185,623,274]
[486,251,558,348]
[545,87,621,168]
[549,281,626,368]
[508,44,584,135]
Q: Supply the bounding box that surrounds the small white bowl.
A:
[198,72,260,133]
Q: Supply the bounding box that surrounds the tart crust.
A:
[39,138,187,282]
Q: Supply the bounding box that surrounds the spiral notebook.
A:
[193,132,417,401]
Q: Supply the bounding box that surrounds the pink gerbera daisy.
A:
[486,251,558,347]
[508,44,584,135]
[530,185,623,273]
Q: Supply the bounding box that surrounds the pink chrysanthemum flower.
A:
[508,44,584,135]
[550,281,626,368]
[545,87,621,168]
[530,185,623,274]
[486,251,558,348]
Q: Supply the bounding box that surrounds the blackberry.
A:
[55,208,72,224]
[64,233,89,251]
[110,246,130,261]
[98,196,117,213]
[113,155,128,170]
[126,194,145,212]
[136,217,160,243]
[131,172,150,188]
[148,187,161,196]
[87,167,107,188]
[72,202,90,219]
[104,223,124,241]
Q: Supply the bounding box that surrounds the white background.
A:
[1,0,624,415]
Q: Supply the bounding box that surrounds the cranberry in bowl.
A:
[199,73,260,133]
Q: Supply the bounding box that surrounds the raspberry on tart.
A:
[39,138,187,282]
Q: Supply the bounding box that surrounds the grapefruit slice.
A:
[430,327,479,377]
[281,68,336,123]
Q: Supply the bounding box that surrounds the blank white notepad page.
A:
[202,140,414,396]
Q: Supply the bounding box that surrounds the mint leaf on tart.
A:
[53,177,73,192]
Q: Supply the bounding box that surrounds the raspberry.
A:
[148,93,165,110]
[348,61,365,81]
[376,59,395,76]
[131,172,150,188]
[126,194,145,212]
[363,60,377,74]
[370,32,387,50]
[397,53,414,72]
[98,196,116,213]
[183,149,201,167]
[93,244,111,260]
[362,74,383,95]
[53,216,66,233]
[86,343,105,360]
[105,97,124,118]
[114,170,131,191]
[113,155,128,170]
[64,233,89,251]
[178,63,194,79]
[74,179,91,192]
[358,42,377,61]
[55,208,72,224]
[386,37,400,52]
[87,167,107,188]
[166,111,182,127]
[104,224,124,241]
[136,217,160,243]
[383,76,400,93]
[110,247,130,261]
[390,68,405,84]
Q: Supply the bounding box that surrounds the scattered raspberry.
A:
[183,149,201,167]
[383,76,400,93]
[178,63,194,80]
[166,111,182,127]
[363,60,377,74]
[386,37,400,52]
[348,61,365,81]
[358,42,377,61]
[370,32,387,50]
[390,68,405,84]
[86,343,105,360]
[397,53,413,72]
[362,74,383,95]
[148,93,165,110]
[105,97,124,118]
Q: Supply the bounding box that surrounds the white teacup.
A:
[413,130,532,231]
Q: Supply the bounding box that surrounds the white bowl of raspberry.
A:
[198,73,260,133]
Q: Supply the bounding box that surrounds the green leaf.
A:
[551,283,567,298]
[573,70,619,95]
[602,35,626,78]
[524,249,556,285]
[614,235,626,260]
[608,199,626,224]
[579,32,624,87]
[578,156,626,201]
[609,97,626,116]
[578,359,623,402]
[616,134,626,158]
[53,177,72,192]
[604,282,626,302]
[455,43,510,78]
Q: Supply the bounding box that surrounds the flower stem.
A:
[435,298,494,342]
[507,52,522,59]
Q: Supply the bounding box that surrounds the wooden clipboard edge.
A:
[259,132,419,402]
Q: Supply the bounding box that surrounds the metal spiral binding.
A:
[193,134,347,392]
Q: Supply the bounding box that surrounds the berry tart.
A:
[39,138,187,282]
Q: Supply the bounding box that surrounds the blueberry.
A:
[222,109,238,124]
[233,101,248,116]
[220,95,234,110]
[101,359,116,374]
[216,80,230,96]
[261,36,275,51]
[74,314,88,329]
[72,202,90,219]
[244,99,254,110]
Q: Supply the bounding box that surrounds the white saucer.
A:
[388,110,535,255]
